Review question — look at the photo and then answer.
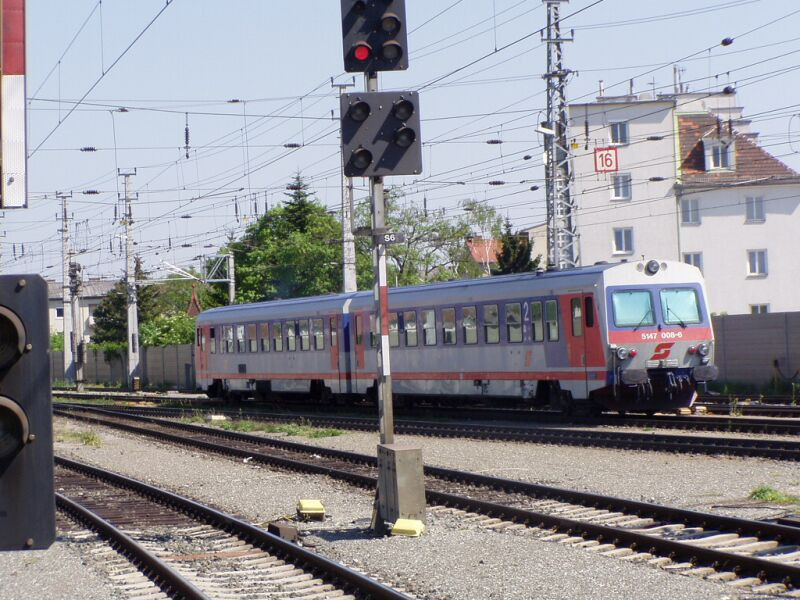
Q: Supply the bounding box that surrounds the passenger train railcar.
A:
[194,259,718,414]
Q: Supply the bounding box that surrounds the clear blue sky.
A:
[4,0,798,282]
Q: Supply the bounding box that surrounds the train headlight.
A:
[616,347,630,360]
[697,342,710,356]
[645,260,660,275]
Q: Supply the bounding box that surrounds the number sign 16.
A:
[594,147,619,173]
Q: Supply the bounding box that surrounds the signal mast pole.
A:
[332,78,358,293]
[58,192,75,383]
[119,169,141,389]
[542,0,578,269]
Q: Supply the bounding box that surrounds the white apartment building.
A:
[47,279,116,341]
[568,91,800,314]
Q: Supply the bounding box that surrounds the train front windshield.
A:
[660,289,701,325]
[611,287,703,327]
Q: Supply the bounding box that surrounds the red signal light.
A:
[353,43,372,62]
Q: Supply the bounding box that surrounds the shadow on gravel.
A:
[307,526,375,543]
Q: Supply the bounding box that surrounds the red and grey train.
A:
[195,259,718,414]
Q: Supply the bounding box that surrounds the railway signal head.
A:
[341,0,409,72]
[340,91,423,177]
[0,275,55,551]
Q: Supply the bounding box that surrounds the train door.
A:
[341,313,354,394]
[329,315,343,394]
[563,293,602,399]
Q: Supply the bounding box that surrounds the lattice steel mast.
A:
[542,0,579,269]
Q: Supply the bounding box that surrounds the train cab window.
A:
[389,312,400,347]
[660,288,701,325]
[247,324,258,352]
[403,311,418,347]
[571,299,583,337]
[612,290,655,327]
[422,309,437,346]
[209,327,216,354]
[312,318,324,350]
[462,306,477,345]
[236,325,246,353]
[329,317,337,347]
[545,300,559,341]
[531,302,544,342]
[506,303,522,343]
[260,323,270,352]
[442,308,456,345]
[272,322,283,352]
[299,319,310,351]
[286,321,297,351]
[484,304,499,344]
[585,297,595,328]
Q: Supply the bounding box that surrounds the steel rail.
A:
[56,456,410,600]
[55,493,212,600]
[55,406,800,587]
[57,403,800,460]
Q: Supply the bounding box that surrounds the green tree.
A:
[208,174,372,304]
[140,313,196,346]
[492,218,540,275]
[50,331,64,352]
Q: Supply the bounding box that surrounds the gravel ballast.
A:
[15,417,792,599]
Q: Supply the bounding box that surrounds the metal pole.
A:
[227,253,235,304]
[365,71,394,446]
[69,262,84,392]
[58,192,75,383]
[120,170,140,390]
[333,78,358,293]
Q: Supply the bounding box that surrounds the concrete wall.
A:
[712,312,800,387]
[52,345,195,390]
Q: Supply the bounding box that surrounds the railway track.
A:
[54,405,800,593]
[53,388,800,430]
[55,456,411,600]
[57,403,800,460]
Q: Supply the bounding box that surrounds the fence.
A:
[711,312,800,387]
[51,345,195,390]
[50,314,800,390]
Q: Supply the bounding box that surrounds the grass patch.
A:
[749,485,800,505]
[55,430,102,447]
[182,415,343,439]
[52,396,117,406]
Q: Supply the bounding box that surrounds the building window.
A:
[611,173,632,200]
[747,250,767,276]
[613,227,633,254]
[706,140,733,170]
[680,198,700,225]
[683,252,703,272]
[750,304,769,314]
[610,121,629,145]
[745,197,765,223]
[56,307,64,318]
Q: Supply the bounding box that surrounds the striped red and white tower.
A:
[1,0,26,208]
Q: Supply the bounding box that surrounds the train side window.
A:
[299,319,310,351]
[272,322,283,352]
[389,312,399,347]
[260,323,270,352]
[369,314,378,347]
[224,325,234,353]
[209,327,216,354]
[330,317,337,347]
[286,321,297,352]
[247,324,258,352]
[462,306,477,345]
[236,325,246,353]
[403,311,418,347]
[422,309,437,346]
[312,318,324,350]
[571,299,583,337]
[545,300,559,341]
[506,303,522,343]
[356,315,364,346]
[442,308,456,345]
[531,302,544,342]
[484,304,499,344]
[585,297,595,328]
